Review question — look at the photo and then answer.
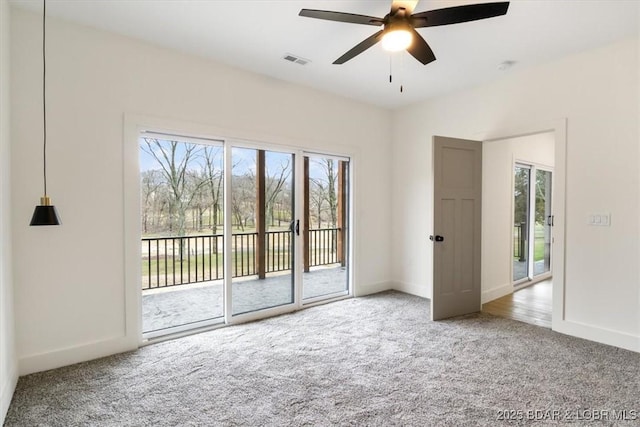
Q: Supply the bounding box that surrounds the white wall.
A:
[482,132,555,303]
[0,0,17,423]
[391,37,640,352]
[10,8,392,374]
[6,4,638,390]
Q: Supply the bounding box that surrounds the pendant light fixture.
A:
[30,0,61,226]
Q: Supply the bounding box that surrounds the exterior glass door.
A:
[301,155,350,302]
[534,169,552,277]
[513,164,531,283]
[139,134,225,335]
[513,163,553,285]
[230,147,295,315]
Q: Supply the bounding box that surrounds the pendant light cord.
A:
[42,0,47,197]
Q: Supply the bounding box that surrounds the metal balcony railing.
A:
[142,228,341,290]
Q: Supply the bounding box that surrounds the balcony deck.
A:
[142,265,347,333]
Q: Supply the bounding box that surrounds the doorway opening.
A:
[481,131,555,328]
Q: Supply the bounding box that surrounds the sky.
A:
[139,137,338,182]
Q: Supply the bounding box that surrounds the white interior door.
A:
[432,136,482,320]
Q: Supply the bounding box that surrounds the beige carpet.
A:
[5,291,639,426]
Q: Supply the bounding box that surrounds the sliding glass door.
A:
[230,147,295,315]
[513,165,531,283]
[301,154,350,301]
[534,169,552,277]
[139,135,352,338]
[140,134,225,334]
[513,162,553,285]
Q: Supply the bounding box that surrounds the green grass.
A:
[534,238,545,261]
[142,250,294,280]
[533,224,548,261]
[142,253,224,280]
[514,224,549,262]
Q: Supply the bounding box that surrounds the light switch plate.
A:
[587,213,611,226]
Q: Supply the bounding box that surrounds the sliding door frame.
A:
[124,113,356,345]
[140,132,227,340]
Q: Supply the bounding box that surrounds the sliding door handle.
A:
[429,235,444,242]
[291,220,300,236]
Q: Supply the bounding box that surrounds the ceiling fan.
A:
[299,1,510,65]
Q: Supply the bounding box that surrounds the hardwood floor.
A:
[482,279,552,328]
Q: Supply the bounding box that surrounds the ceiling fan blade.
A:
[391,0,419,16]
[299,9,384,26]
[407,28,436,65]
[411,2,509,28]
[333,30,385,64]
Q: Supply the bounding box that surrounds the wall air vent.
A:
[282,53,311,66]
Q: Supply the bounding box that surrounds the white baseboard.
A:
[19,336,138,376]
[481,283,513,304]
[393,280,513,303]
[389,280,430,299]
[553,319,639,353]
[0,366,18,425]
[353,280,393,297]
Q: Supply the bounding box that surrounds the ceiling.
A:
[11,0,640,109]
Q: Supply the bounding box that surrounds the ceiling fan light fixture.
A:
[300,1,510,64]
[381,28,412,52]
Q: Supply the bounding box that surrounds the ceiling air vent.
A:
[283,53,310,66]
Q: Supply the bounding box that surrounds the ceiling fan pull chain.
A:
[400,52,405,93]
[389,55,393,83]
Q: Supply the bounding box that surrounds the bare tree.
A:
[231,174,255,231]
[264,157,292,230]
[310,159,338,228]
[141,138,206,237]
[140,169,164,234]
[230,152,292,232]
[202,146,224,234]
[309,179,326,228]
[186,169,210,232]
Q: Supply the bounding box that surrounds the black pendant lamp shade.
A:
[30,197,61,226]
[31,0,61,226]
